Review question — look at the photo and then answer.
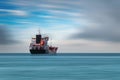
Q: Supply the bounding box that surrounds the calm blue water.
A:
[0,53,120,80]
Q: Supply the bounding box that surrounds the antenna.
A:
[38,28,40,34]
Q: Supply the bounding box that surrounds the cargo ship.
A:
[29,30,58,54]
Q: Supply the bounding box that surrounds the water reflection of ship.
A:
[29,30,58,54]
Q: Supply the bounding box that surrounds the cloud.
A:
[0,9,28,16]
[9,0,81,19]
[0,25,19,45]
[1,0,120,53]
[9,0,120,42]
[70,0,120,42]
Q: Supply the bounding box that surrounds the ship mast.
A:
[38,28,40,35]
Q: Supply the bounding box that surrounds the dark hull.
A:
[30,49,47,54]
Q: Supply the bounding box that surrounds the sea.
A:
[0,53,120,80]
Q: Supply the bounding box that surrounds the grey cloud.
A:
[70,0,120,42]
[8,0,120,42]
[72,26,120,42]
[0,25,19,45]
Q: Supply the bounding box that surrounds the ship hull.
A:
[30,49,57,54]
[30,49,47,54]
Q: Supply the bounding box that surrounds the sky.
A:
[0,0,120,53]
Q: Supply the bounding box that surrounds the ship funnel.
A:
[36,29,41,44]
[36,34,41,44]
